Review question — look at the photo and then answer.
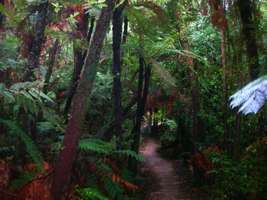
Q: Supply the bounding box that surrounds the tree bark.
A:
[237,0,259,80]
[221,28,230,152]
[52,1,114,199]
[64,11,91,115]
[43,39,60,94]
[23,1,49,81]
[112,4,124,149]
[130,57,152,173]
[122,16,128,44]
[86,17,95,45]
[131,56,144,151]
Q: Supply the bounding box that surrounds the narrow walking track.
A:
[140,138,200,200]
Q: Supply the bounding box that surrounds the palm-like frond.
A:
[229,75,267,115]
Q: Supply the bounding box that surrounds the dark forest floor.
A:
[140,138,204,200]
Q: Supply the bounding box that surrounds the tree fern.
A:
[0,119,44,167]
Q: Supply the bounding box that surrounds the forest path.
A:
[140,138,199,200]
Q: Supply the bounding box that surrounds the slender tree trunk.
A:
[86,17,95,45]
[43,39,60,93]
[64,11,90,115]
[52,1,114,199]
[237,0,259,80]
[234,113,241,159]
[112,4,124,149]
[64,45,84,115]
[131,56,144,153]
[129,56,144,173]
[122,16,128,44]
[23,1,49,81]
[221,29,230,152]
[0,0,4,30]
[185,42,201,146]
[130,57,152,173]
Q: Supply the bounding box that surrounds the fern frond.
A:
[109,173,139,191]
[113,150,144,162]
[151,60,176,89]
[0,119,44,167]
[79,138,144,162]
[0,82,54,115]
[103,177,124,200]
[9,171,35,189]
[79,138,115,155]
[76,187,108,200]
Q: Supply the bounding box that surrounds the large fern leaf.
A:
[79,138,144,161]
[0,119,44,167]
[79,138,115,154]
[229,75,267,115]
[113,150,144,162]
[0,82,54,115]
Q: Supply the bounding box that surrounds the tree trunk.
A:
[234,113,241,159]
[131,56,144,152]
[43,39,60,93]
[221,28,230,152]
[122,16,128,44]
[190,63,203,145]
[86,17,95,45]
[23,1,49,81]
[130,57,152,173]
[112,4,124,149]
[64,45,84,115]
[52,1,114,199]
[0,0,4,30]
[64,11,91,115]
[237,0,259,80]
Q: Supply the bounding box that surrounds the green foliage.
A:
[113,150,144,162]
[0,35,24,71]
[38,109,66,134]
[79,138,114,155]
[76,187,108,200]
[9,171,35,189]
[79,138,144,161]
[91,71,113,102]
[103,177,125,200]
[210,141,267,200]
[0,0,266,199]
[0,82,54,116]
[0,119,44,167]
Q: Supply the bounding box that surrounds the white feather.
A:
[229,76,267,115]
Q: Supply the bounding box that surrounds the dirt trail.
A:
[140,138,200,200]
